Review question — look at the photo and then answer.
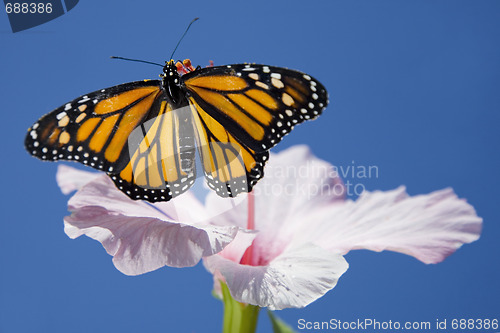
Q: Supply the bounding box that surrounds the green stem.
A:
[221,282,260,333]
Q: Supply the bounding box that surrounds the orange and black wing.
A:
[25,80,163,173]
[182,64,328,197]
[109,102,197,202]
[188,97,267,197]
[25,62,328,202]
[25,80,197,202]
[182,64,328,153]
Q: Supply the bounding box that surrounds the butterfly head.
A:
[160,59,178,78]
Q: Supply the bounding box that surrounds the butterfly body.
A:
[25,59,328,202]
[162,60,189,106]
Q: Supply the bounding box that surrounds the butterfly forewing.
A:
[182,64,328,153]
[25,80,163,174]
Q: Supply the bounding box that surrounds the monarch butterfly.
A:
[25,58,328,202]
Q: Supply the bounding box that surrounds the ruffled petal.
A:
[302,187,482,264]
[67,173,194,221]
[204,243,348,310]
[204,145,346,265]
[64,175,239,275]
[202,230,257,299]
[215,230,257,263]
[252,145,346,209]
[205,145,345,230]
[56,165,101,194]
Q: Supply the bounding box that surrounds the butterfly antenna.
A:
[169,17,199,60]
[110,56,163,67]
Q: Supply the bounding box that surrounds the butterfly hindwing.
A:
[110,102,197,202]
[188,97,268,197]
[182,64,328,153]
[25,80,163,174]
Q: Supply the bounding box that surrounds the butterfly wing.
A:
[182,63,327,197]
[110,102,197,202]
[25,62,328,202]
[182,64,328,153]
[25,80,196,202]
[25,80,163,173]
[188,97,268,197]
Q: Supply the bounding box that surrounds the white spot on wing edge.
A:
[56,112,67,120]
[78,96,90,103]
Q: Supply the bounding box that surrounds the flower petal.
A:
[56,165,101,194]
[216,230,257,263]
[253,145,346,207]
[302,187,482,264]
[204,146,346,265]
[64,175,239,275]
[205,145,345,229]
[204,243,348,310]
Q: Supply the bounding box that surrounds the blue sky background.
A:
[1,1,499,332]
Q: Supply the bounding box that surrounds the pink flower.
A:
[202,146,483,310]
[56,165,239,275]
[57,145,482,311]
